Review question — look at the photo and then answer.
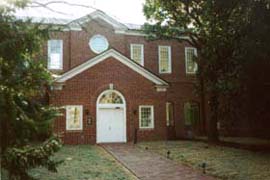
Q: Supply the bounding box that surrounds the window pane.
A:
[184,102,199,126]
[48,40,62,69]
[99,92,123,104]
[50,53,61,69]
[140,106,153,128]
[159,46,170,73]
[131,45,143,65]
[166,102,174,126]
[66,106,82,130]
[186,48,198,73]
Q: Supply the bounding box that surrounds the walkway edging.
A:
[101,144,140,180]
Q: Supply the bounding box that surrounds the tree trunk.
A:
[200,76,207,135]
[208,93,219,142]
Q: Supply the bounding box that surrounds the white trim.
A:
[185,47,198,74]
[115,30,147,36]
[66,105,83,131]
[96,89,127,143]
[158,46,172,74]
[69,10,127,31]
[47,39,63,70]
[130,44,144,66]
[166,102,170,126]
[55,49,168,87]
[155,85,167,92]
[89,34,109,54]
[139,105,154,129]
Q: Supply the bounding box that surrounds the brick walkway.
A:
[102,144,215,180]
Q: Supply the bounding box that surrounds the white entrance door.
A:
[97,108,126,143]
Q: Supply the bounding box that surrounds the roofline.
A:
[67,10,128,31]
[55,49,169,87]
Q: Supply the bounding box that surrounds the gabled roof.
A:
[68,10,128,30]
[17,10,145,35]
[55,49,169,88]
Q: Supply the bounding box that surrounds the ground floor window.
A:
[66,105,83,130]
[166,102,174,126]
[184,102,199,126]
[139,105,154,129]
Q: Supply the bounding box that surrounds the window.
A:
[48,40,63,70]
[166,102,174,126]
[184,102,199,126]
[159,46,171,73]
[66,105,83,130]
[185,47,198,74]
[139,106,154,129]
[89,35,109,54]
[130,44,144,65]
[99,91,123,104]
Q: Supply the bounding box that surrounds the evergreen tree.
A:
[0,1,62,179]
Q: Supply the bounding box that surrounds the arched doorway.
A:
[96,90,126,143]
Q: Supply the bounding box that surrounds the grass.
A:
[195,136,270,146]
[138,141,270,180]
[2,145,136,180]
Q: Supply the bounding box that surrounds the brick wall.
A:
[50,57,168,144]
[47,18,201,144]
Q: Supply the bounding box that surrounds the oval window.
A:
[89,35,109,54]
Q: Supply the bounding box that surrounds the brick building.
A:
[44,10,202,144]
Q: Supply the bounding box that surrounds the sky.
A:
[13,0,147,24]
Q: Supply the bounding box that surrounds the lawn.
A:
[2,145,136,180]
[138,141,270,180]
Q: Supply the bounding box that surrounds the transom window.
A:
[48,40,63,70]
[185,47,198,74]
[139,105,154,129]
[159,46,171,73]
[66,105,83,130]
[99,91,123,104]
[184,102,200,126]
[130,44,144,65]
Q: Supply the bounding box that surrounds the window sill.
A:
[66,129,83,132]
[185,72,197,75]
[139,128,154,130]
[159,72,172,74]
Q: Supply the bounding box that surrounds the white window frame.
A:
[130,44,144,66]
[139,105,154,129]
[158,46,172,74]
[66,105,83,131]
[185,47,198,74]
[47,39,63,70]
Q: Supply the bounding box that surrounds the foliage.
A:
[0,1,62,179]
[143,0,270,141]
[2,137,62,180]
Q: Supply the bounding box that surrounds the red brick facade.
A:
[48,12,202,144]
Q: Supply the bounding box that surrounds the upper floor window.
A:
[48,40,63,70]
[185,47,198,74]
[159,46,171,73]
[89,35,109,54]
[139,105,154,129]
[184,102,199,126]
[130,44,144,65]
